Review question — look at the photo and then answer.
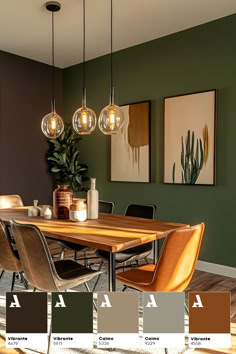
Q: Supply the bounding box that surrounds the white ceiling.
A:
[0,0,236,69]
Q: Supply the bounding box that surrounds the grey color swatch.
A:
[143,292,185,333]
[97,292,139,333]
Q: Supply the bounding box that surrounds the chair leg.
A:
[84,282,97,312]
[33,287,37,292]
[0,270,5,281]
[185,302,189,315]
[11,272,16,292]
[92,261,104,292]
[74,250,77,262]
[84,250,88,267]
[47,317,52,354]
[122,286,128,292]
[20,273,28,290]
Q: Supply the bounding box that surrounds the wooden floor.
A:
[49,241,236,354]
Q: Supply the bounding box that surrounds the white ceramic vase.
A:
[87,178,98,219]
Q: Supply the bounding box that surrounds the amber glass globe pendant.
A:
[41,2,64,139]
[72,0,96,135]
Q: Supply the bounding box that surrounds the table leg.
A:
[108,252,116,292]
[153,239,160,264]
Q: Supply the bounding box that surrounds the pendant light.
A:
[98,0,124,135]
[41,1,64,139]
[72,0,96,135]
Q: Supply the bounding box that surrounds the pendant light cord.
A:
[82,0,86,106]
[110,0,113,90]
[52,11,55,112]
[83,0,85,90]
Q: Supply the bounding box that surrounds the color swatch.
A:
[51,292,93,348]
[142,292,185,348]
[6,292,48,349]
[188,292,231,348]
[97,292,139,348]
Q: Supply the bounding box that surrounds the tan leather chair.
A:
[10,220,102,292]
[0,195,24,209]
[116,223,204,292]
[0,220,27,291]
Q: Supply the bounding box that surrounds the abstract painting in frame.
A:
[111,101,151,183]
[164,90,216,185]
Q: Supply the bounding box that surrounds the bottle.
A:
[28,200,40,217]
[87,178,99,219]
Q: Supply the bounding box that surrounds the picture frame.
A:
[111,100,151,183]
[164,90,217,185]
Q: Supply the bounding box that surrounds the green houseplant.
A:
[47,125,89,194]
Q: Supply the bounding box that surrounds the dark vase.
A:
[53,184,73,219]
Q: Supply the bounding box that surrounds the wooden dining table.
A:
[0,207,188,291]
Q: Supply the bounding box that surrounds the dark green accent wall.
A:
[64,14,236,268]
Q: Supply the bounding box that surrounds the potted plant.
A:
[47,124,89,196]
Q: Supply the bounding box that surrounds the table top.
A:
[0,208,188,252]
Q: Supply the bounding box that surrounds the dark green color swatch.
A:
[52,292,93,333]
[6,292,47,333]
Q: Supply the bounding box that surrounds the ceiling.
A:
[0,0,236,69]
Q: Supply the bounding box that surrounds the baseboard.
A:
[196,260,236,278]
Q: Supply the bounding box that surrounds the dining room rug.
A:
[0,267,194,354]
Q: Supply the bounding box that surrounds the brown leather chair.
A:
[0,220,27,291]
[0,195,24,209]
[10,220,102,292]
[116,223,204,292]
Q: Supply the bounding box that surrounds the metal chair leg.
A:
[11,272,16,292]
[20,273,28,290]
[33,287,37,292]
[84,250,88,267]
[92,261,104,292]
[0,270,5,280]
[47,317,52,354]
[84,282,97,312]
[74,250,77,262]
[122,286,128,292]
[185,302,189,315]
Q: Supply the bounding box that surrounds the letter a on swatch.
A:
[9,295,21,308]
[192,294,204,308]
[55,294,66,308]
[101,295,112,308]
[146,294,158,308]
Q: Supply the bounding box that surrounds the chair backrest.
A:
[0,195,24,209]
[0,220,22,272]
[125,204,156,219]
[10,220,60,292]
[150,223,205,292]
[99,200,115,214]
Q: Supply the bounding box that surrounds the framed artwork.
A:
[111,101,151,183]
[164,90,216,185]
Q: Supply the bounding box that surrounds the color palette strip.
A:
[142,292,185,348]
[51,292,93,348]
[6,292,48,349]
[97,292,139,348]
[5,291,232,350]
[188,292,231,348]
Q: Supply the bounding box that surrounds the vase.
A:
[70,198,87,222]
[87,178,99,219]
[53,185,73,219]
[28,200,41,217]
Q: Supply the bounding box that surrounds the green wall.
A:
[64,14,236,268]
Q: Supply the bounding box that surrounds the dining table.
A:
[0,207,188,292]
